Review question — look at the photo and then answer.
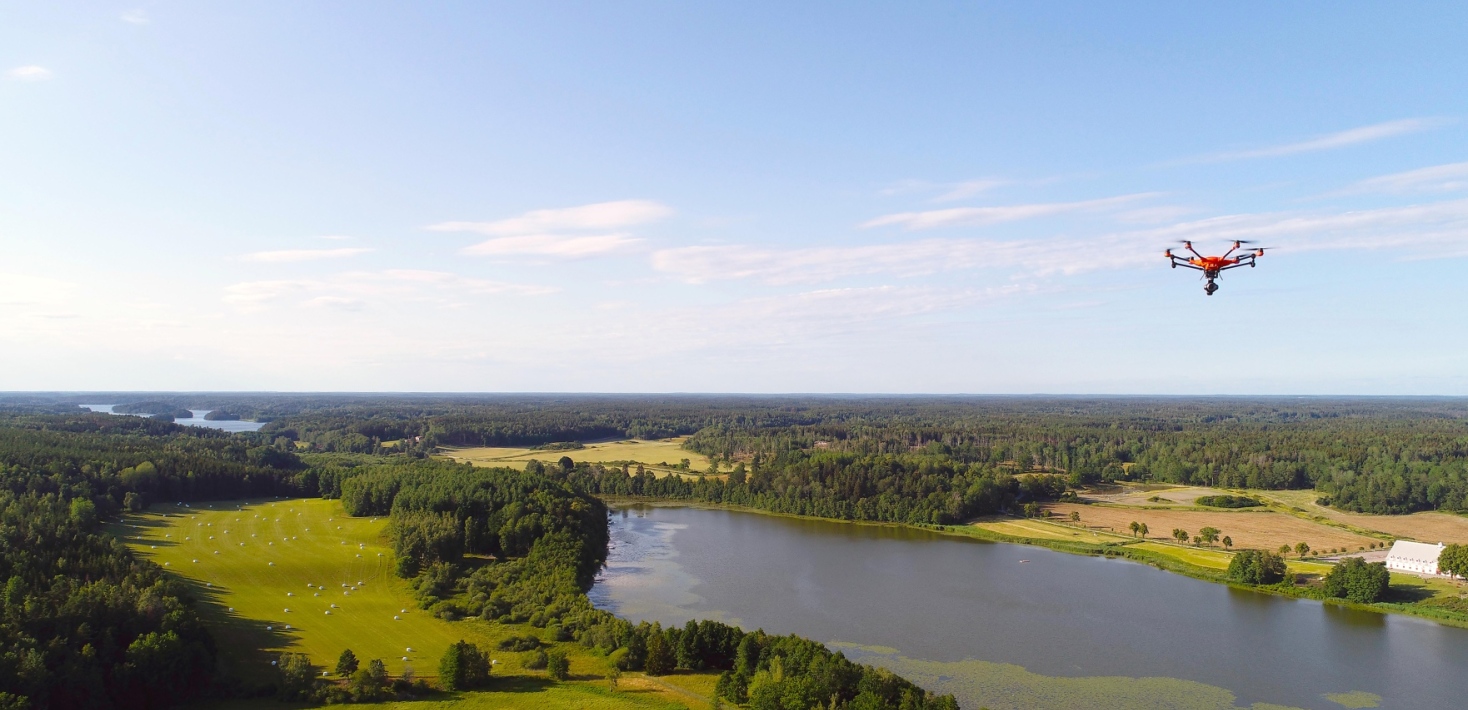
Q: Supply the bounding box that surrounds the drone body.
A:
[1165,240,1267,295]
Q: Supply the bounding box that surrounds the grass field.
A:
[1130,542,1233,570]
[111,498,714,710]
[439,438,715,478]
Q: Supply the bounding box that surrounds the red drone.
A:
[1165,240,1267,296]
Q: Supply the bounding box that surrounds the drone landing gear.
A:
[1204,279,1218,296]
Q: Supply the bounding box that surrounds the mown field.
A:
[972,517,1131,543]
[112,498,716,710]
[439,438,715,478]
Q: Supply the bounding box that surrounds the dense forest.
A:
[10,395,1468,513]
[9,393,1468,512]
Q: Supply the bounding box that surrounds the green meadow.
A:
[112,498,715,709]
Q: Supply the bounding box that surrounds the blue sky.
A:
[3,2,1467,393]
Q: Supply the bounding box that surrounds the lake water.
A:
[590,504,1468,710]
[81,404,265,433]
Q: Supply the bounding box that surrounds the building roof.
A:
[1386,540,1444,565]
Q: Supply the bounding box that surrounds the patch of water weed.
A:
[1324,690,1382,709]
[829,642,1307,710]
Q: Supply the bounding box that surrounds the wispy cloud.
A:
[316,234,354,241]
[932,179,1010,202]
[241,247,373,263]
[1195,118,1447,162]
[428,200,671,236]
[1337,161,1468,195]
[654,198,1468,285]
[862,193,1156,231]
[461,233,641,257]
[879,178,1010,202]
[121,9,149,24]
[5,66,53,81]
[429,199,670,259]
[223,270,554,312]
[652,240,1097,285]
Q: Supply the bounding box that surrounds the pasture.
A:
[440,438,715,477]
[112,498,714,709]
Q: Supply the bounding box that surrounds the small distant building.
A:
[1384,540,1444,575]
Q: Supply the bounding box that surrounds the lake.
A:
[81,404,266,433]
[590,504,1468,710]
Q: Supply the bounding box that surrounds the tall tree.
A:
[336,649,359,677]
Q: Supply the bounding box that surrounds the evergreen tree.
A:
[336,649,359,676]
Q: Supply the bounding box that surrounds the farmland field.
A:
[111,498,713,710]
[1251,489,1468,544]
[1043,502,1378,553]
[440,438,714,477]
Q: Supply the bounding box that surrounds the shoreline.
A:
[598,495,1468,631]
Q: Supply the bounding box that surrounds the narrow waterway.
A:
[590,504,1468,710]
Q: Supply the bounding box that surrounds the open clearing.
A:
[1081,485,1232,508]
[1252,489,1468,544]
[1043,502,1378,553]
[113,498,712,709]
[440,438,714,477]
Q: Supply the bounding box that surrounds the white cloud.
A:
[428,200,671,236]
[5,66,53,81]
[121,9,149,24]
[862,194,1156,231]
[1339,162,1468,195]
[1197,118,1447,162]
[241,247,373,263]
[461,233,641,258]
[316,234,354,241]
